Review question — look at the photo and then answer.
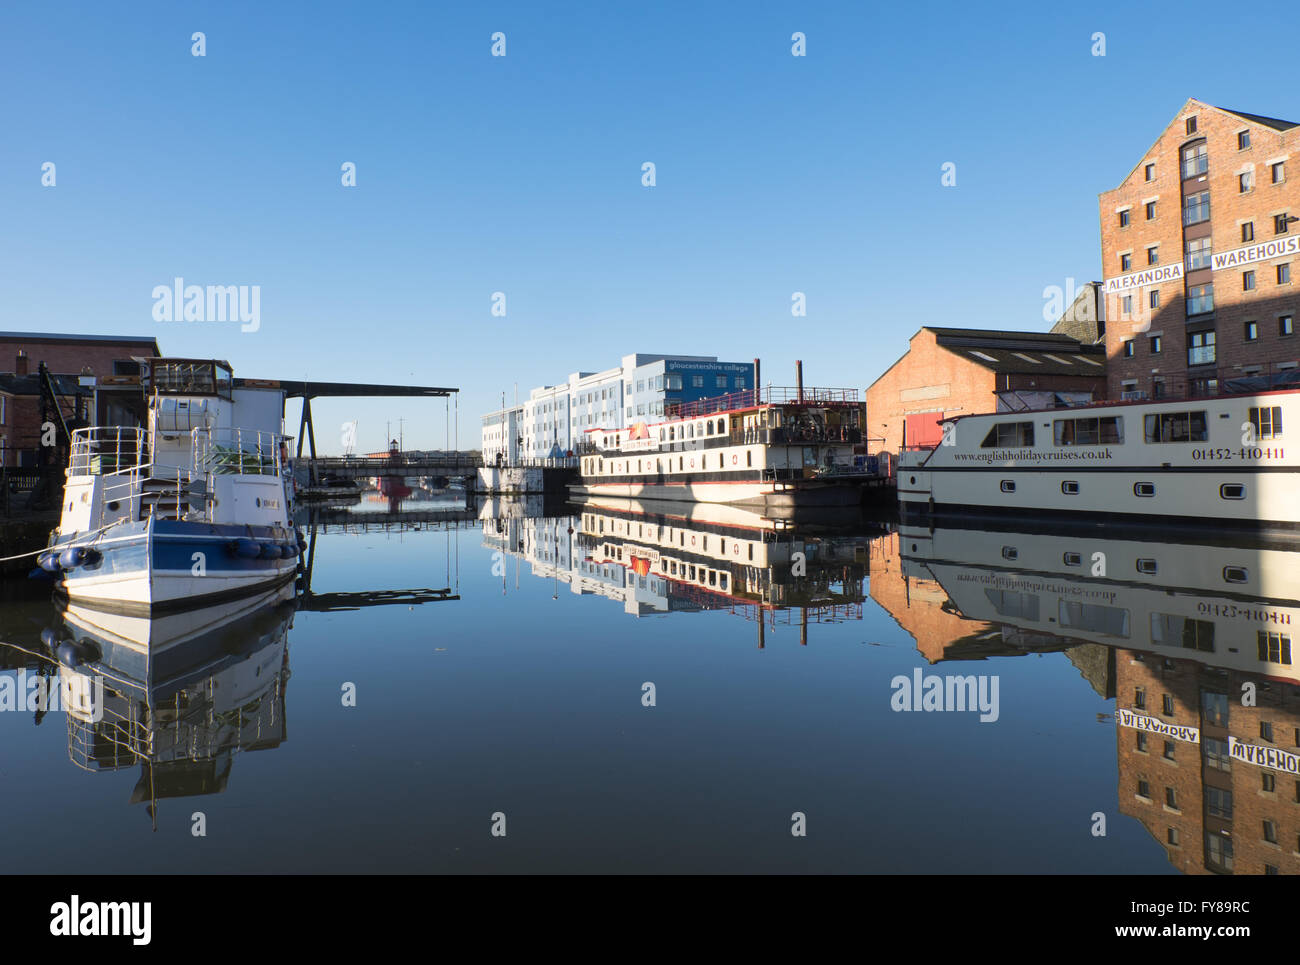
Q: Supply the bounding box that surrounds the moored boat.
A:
[40,358,300,614]
[897,387,1299,535]
[572,385,875,508]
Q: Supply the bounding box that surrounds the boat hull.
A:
[50,519,300,615]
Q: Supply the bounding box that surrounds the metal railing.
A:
[69,427,149,476]
[193,427,282,476]
[670,386,860,419]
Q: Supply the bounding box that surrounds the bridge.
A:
[301,452,483,481]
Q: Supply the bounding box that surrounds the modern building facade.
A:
[1099,99,1300,400]
[865,327,1107,454]
[481,353,757,462]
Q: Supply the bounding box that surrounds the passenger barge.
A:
[897,388,1299,534]
[572,385,873,508]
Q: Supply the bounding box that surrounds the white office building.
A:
[483,353,757,463]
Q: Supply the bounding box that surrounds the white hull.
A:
[899,388,1300,530]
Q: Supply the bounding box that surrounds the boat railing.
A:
[192,427,284,477]
[99,461,205,522]
[69,426,150,476]
[727,426,863,446]
[670,386,860,419]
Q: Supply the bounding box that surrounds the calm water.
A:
[2,495,1295,874]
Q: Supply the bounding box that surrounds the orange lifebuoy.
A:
[732,454,738,465]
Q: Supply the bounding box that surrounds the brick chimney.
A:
[15,350,28,375]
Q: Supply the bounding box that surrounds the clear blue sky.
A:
[1,0,1293,452]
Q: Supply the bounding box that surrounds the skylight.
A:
[1073,355,1103,366]
[1012,352,1042,364]
[1042,354,1072,365]
[969,351,998,362]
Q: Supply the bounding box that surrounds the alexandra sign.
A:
[1102,264,1183,294]
[1115,708,1199,743]
[1211,236,1300,271]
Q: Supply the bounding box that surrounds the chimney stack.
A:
[752,358,761,405]
[795,360,804,402]
[15,350,28,376]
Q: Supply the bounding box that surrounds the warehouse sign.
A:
[1102,264,1183,294]
[1115,708,1199,743]
[1228,737,1300,775]
[1212,235,1300,271]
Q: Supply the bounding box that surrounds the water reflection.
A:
[29,587,296,822]
[486,496,883,641]
[884,521,1300,875]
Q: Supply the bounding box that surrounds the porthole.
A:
[909,476,917,485]
[1063,552,1082,566]
[1220,483,1246,500]
[1061,480,1080,495]
[1136,559,1158,575]
[1000,480,1016,493]
[1001,546,1018,560]
[1134,482,1156,497]
[107,501,120,512]
[1223,566,1249,584]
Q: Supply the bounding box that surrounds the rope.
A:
[0,517,129,564]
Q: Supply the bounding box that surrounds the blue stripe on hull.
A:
[53,519,299,613]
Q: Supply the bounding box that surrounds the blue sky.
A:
[2,0,1294,452]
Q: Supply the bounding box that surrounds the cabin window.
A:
[679,457,683,470]
[980,421,1034,448]
[746,451,752,467]
[1134,482,1156,497]
[718,417,727,433]
[1258,631,1292,665]
[1001,546,1018,560]
[1061,480,1080,495]
[669,426,675,441]
[659,429,665,441]
[1220,483,1246,500]
[1000,480,1016,493]
[1063,552,1082,566]
[1223,566,1249,584]
[1136,559,1158,575]
[1053,416,1124,445]
[1249,406,1283,440]
[688,424,694,439]
[1060,601,1131,638]
[719,574,728,591]
[1143,410,1208,443]
[706,420,714,436]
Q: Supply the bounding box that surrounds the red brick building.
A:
[1100,99,1300,399]
[0,332,160,466]
[866,327,1106,454]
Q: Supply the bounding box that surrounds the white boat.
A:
[573,386,876,508]
[40,358,301,614]
[897,388,1299,534]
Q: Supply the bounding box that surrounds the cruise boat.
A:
[897,387,1299,534]
[39,358,301,614]
[573,386,874,508]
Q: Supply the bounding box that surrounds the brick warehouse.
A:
[1100,98,1299,399]
[865,325,1106,455]
[0,331,160,467]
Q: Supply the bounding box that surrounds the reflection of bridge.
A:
[304,453,483,480]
